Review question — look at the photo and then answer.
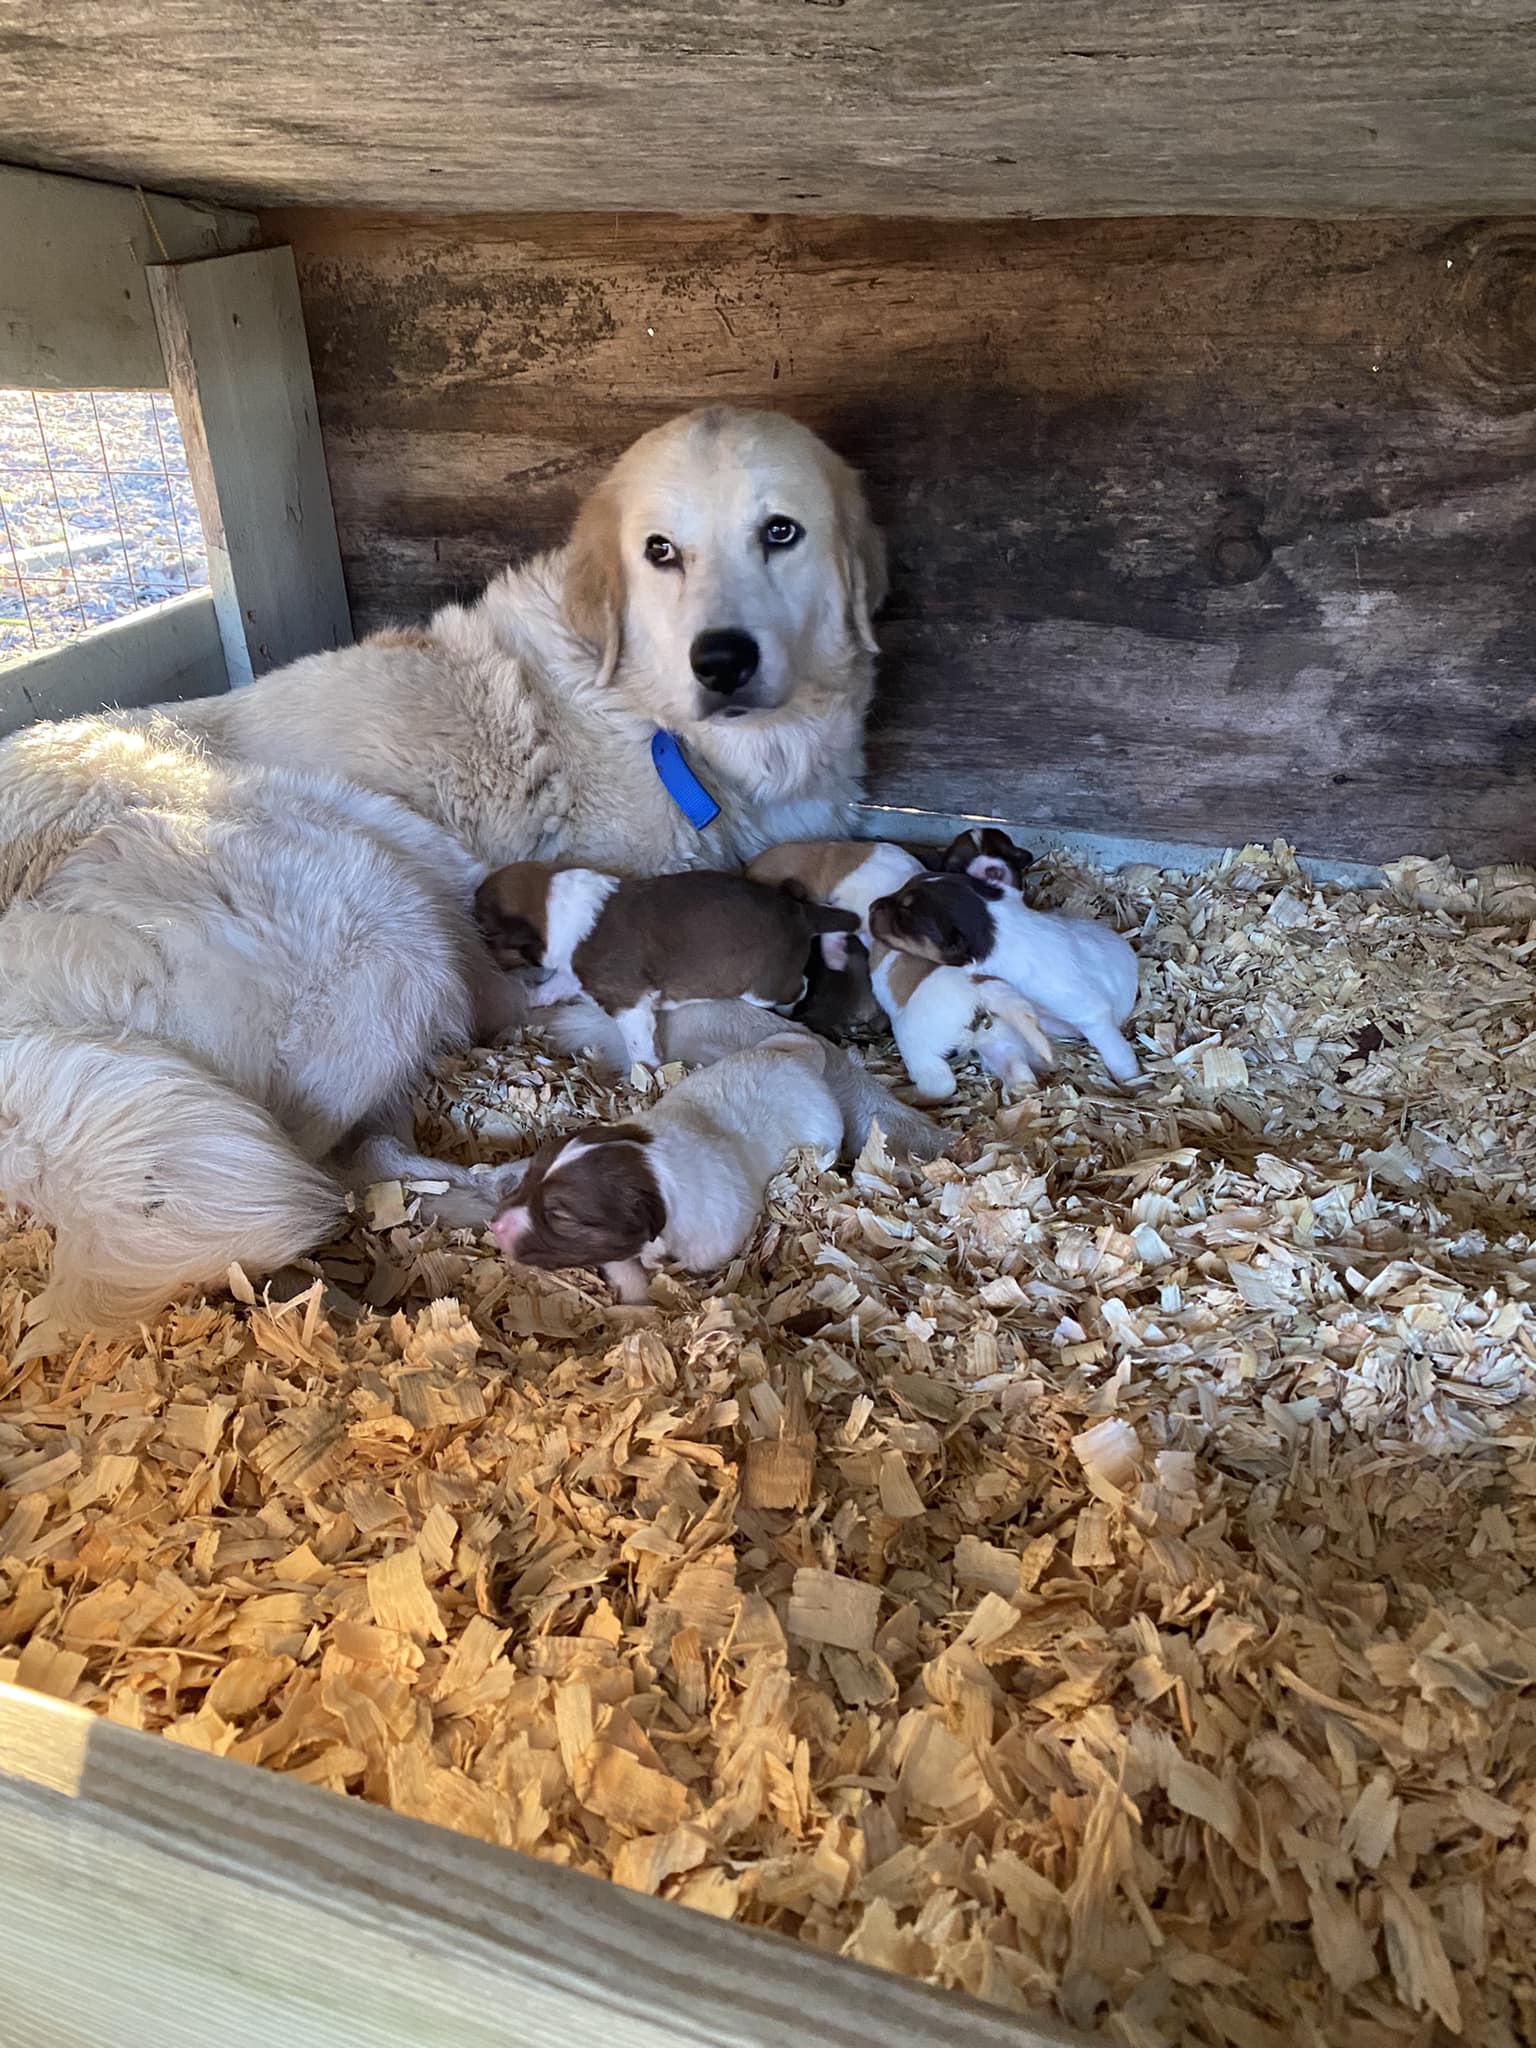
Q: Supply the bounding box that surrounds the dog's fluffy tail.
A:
[541,996,948,1161]
[0,1029,347,1334]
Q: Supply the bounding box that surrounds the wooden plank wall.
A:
[0,164,257,390]
[269,210,1536,867]
[10,2,1536,217]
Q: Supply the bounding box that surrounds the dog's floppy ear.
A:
[832,460,888,658]
[563,475,625,684]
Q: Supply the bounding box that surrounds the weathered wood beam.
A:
[0,164,256,390]
[0,1682,1083,2048]
[148,248,352,685]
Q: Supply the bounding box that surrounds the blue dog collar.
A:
[651,729,721,831]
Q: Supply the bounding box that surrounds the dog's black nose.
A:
[690,628,760,695]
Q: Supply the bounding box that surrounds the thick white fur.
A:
[0,752,528,1332]
[869,949,1057,1105]
[541,996,947,1161]
[973,892,1142,1084]
[604,1034,846,1298]
[0,408,882,1331]
[128,408,881,877]
[0,1032,347,1333]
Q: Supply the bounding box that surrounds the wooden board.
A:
[272,209,1536,867]
[148,248,352,685]
[0,589,226,738]
[0,164,257,390]
[4,4,1536,217]
[0,1682,1081,2048]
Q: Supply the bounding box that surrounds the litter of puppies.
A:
[4,839,1536,2047]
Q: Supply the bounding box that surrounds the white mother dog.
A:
[0,407,885,1331]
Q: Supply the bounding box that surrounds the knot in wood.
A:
[1208,527,1272,586]
[1435,225,1536,414]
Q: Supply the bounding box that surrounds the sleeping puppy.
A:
[489,1032,844,1302]
[869,941,1055,1104]
[474,863,857,1067]
[869,872,1142,1084]
[937,827,1035,893]
[537,995,948,1160]
[745,838,926,970]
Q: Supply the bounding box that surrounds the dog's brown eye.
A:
[643,534,678,568]
[762,516,802,550]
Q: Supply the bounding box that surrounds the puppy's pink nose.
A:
[489,1204,529,1257]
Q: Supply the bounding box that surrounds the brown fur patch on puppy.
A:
[474,863,554,968]
[571,873,856,1015]
[746,840,883,901]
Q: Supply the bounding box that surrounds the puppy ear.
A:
[563,475,625,684]
[613,1150,666,1246]
[832,460,887,658]
[939,830,983,875]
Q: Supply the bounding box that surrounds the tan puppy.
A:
[746,838,926,968]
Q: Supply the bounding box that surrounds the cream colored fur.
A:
[541,995,948,1162]
[0,407,884,1333]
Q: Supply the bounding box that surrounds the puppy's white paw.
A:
[908,1061,957,1105]
[603,1258,652,1305]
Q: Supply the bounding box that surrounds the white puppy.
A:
[868,942,1056,1103]
[869,872,1142,1084]
[489,1033,844,1302]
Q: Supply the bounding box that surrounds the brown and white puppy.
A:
[869,872,1142,1084]
[937,827,1035,893]
[868,940,1055,1103]
[474,862,857,1067]
[489,1033,844,1302]
[746,838,926,969]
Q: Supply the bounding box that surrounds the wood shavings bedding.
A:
[5,841,1536,2046]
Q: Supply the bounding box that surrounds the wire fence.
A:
[0,388,209,670]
